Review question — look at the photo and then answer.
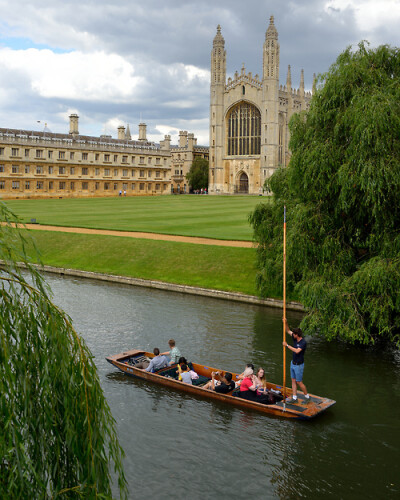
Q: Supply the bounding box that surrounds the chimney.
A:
[187,133,194,150]
[118,125,125,140]
[69,114,79,135]
[138,123,147,141]
[179,130,188,148]
[160,134,171,150]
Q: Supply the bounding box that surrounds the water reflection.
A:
[43,273,400,499]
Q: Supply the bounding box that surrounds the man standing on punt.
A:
[283,319,311,404]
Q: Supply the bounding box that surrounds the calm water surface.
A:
[46,274,400,499]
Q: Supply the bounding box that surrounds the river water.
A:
[46,273,400,499]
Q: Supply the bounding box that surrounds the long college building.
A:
[0,113,209,199]
[0,115,173,199]
[209,16,313,195]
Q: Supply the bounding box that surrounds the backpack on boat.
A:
[129,355,150,366]
[258,390,283,405]
[267,391,283,403]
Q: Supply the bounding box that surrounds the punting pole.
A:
[283,205,287,409]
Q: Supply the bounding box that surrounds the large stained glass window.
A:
[227,102,261,156]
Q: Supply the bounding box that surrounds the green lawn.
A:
[5,196,284,298]
[4,195,268,241]
[22,230,263,296]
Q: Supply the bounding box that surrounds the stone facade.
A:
[0,115,172,199]
[209,16,314,195]
[170,131,209,193]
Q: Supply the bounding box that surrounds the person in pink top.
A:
[238,367,259,401]
[238,367,278,405]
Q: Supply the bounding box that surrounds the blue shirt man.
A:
[283,319,310,404]
[134,348,169,372]
[145,348,169,372]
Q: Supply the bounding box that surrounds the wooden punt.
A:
[106,349,336,421]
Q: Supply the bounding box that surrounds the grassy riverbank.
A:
[7,196,286,298]
[6,195,266,241]
[22,230,271,297]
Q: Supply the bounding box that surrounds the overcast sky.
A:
[0,0,399,145]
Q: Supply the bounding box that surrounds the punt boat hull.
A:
[106,349,336,421]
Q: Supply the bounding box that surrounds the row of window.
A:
[0,164,167,178]
[0,180,167,191]
[0,147,166,165]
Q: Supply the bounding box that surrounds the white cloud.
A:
[174,64,210,82]
[101,117,127,136]
[154,124,180,139]
[0,1,100,51]
[0,48,144,102]
[163,100,197,109]
[325,0,400,32]
[153,119,209,146]
[145,125,182,144]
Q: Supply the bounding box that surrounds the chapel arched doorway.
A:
[237,172,249,193]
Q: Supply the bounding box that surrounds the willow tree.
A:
[249,42,400,346]
[0,203,127,498]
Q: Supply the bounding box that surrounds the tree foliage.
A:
[249,42,400,346]
[186,157,209,191]
[0,203,127,498]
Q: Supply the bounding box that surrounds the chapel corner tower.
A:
[263,15,280,82]
[209,25,226,193]
[262,15,280,176]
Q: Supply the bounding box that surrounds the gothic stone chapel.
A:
[208,16,313,195]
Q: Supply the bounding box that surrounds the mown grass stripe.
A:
[5,195,269,241]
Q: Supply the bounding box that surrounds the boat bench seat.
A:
[157,366,179,378]
[192,375,210,386]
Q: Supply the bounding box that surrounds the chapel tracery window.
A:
[227,102,261,156]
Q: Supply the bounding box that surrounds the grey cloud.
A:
[0,0,399,142]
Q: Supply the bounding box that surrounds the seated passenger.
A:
[177,357,199,381]
[237,363,255,381]
[179,363,193,384]
[238,367,276,405]
[255,367,268,394]
[238,368,259,401]
[161,339,181,365]
[203,371,235,393]
[177,357,187,380]
[135,348,169,372]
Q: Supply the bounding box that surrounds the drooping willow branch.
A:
[0,203,127,499]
